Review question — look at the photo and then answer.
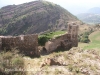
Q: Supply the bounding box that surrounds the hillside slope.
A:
[85,31,100,49]
[0,1,78,35]
[78,30,100,49]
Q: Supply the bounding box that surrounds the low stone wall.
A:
[45,34,72,53]
[0,34,40,57]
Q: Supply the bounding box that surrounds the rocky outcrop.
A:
[41,58,67,67]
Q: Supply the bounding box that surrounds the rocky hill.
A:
[0,1,78,35]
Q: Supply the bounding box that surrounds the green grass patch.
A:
[84,31,100,49]
[39,31,66,38]
[38,31,66,46]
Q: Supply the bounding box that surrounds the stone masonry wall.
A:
[0,34,40,57]
[45,33,72,53]
[45,23,78,53]
[67,23,79,47]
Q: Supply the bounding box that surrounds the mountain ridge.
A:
[76,7,100,24]
[0,1,78,35]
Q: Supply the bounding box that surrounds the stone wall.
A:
[45,23,78,53]
[45,33,72,53]
[0,34,40,57]
[67,23,79,47]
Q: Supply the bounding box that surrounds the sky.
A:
[0,0,100,15]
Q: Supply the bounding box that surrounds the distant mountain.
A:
[0,1,78,35]
[87,7,100,14]
[77,13,100,24]
[76,7,100,24]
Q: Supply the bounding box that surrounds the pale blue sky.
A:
[0,0,100,14]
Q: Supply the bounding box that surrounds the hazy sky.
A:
[0,0,100,14]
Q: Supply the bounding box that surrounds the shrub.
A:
[79,30,93,43]
[80,37,90,43]
[83,34,88,38]
[11,57,24,68]
[38,36,50,46]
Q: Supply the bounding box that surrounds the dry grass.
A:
[24,47,100,75]
[0,49,25,75]
[79,24,91,34]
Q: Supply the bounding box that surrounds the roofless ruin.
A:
[0,23,78,57]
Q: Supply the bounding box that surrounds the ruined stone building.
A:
[45,23,79,53]
[0,34,40,57]
[0,23,78,57]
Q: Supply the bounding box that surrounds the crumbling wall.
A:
[59,34,72,50]
[1,36,20,50]
[67,23,79,47]
[45,34,72,53]
[45,23,79,53]
[1,34,40,57]
[19,34,39,57]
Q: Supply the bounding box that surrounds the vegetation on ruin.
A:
[38,30,66,45]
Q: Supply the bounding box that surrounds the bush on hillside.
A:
[80,37,90,43]
[78,31,92,43]
[82,34,88,38]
